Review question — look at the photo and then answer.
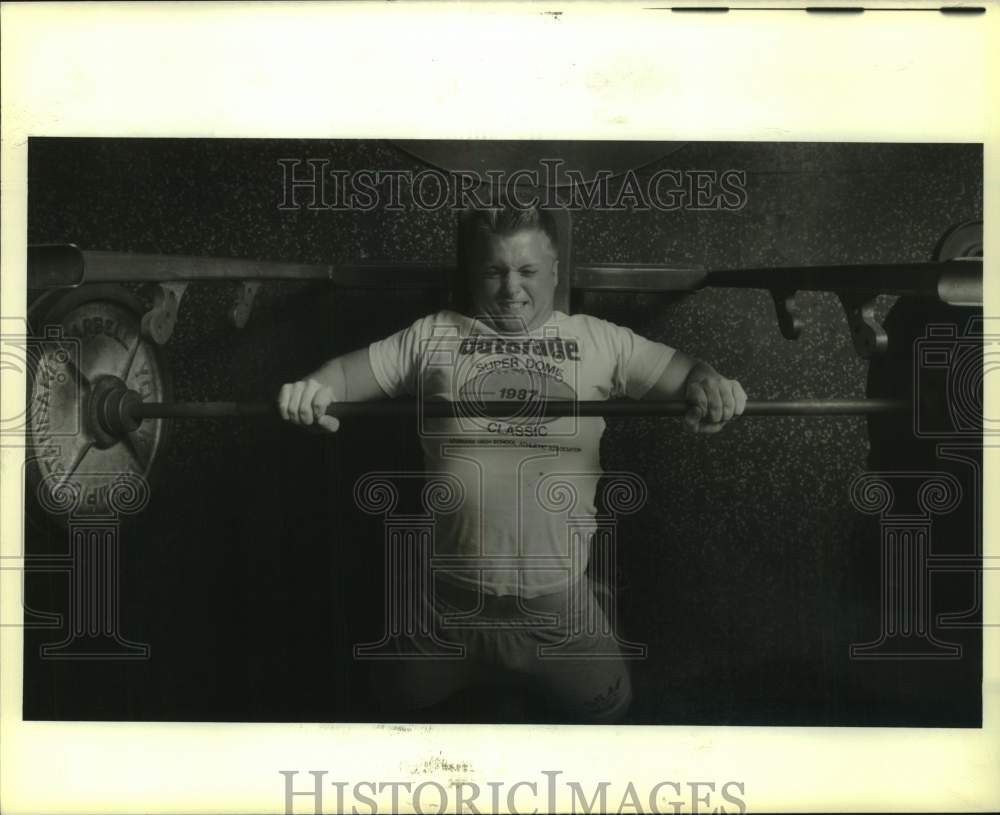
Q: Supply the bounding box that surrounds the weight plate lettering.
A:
[27,285,170,523]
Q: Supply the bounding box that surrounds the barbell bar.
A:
[109,385,909,438]
[74,375,914,458]
[50,370,914,514]
[128,396,909,423]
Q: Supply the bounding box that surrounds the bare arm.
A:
[277,347,388,432]
[304,347,389,402]
[642,349,701,401]
[643,350,747,434]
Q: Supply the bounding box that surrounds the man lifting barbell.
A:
[277,205,747,722]
[22,206,975,719]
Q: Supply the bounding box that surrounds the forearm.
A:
[304,347,389,402]
[305,356,349,401]
[643,350,718,401]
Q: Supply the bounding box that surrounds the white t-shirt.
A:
[368,310,675,598]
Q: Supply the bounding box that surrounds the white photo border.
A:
[1,1,997,813]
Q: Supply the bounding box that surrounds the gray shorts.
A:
[367,576,634,722]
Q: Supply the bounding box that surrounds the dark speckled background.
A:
[24,139,982,724]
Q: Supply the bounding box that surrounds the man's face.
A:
[468,229,559,334]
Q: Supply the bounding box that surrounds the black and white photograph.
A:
[19,136,986,731]
[1,4,996,815]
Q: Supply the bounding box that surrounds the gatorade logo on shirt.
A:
[455,332,580,427]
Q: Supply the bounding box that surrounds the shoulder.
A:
[398,310,474,337]
[559,312,630,340]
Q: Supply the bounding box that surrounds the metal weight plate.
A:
[932,219,983,261]
[26,285,171,524]
[866,221,984,466]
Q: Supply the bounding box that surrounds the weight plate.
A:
[26,285,171,524]
[933,220,983,261]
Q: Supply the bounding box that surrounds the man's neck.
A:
[477,309,556,335]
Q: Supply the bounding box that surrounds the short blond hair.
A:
[457,205,559,270]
